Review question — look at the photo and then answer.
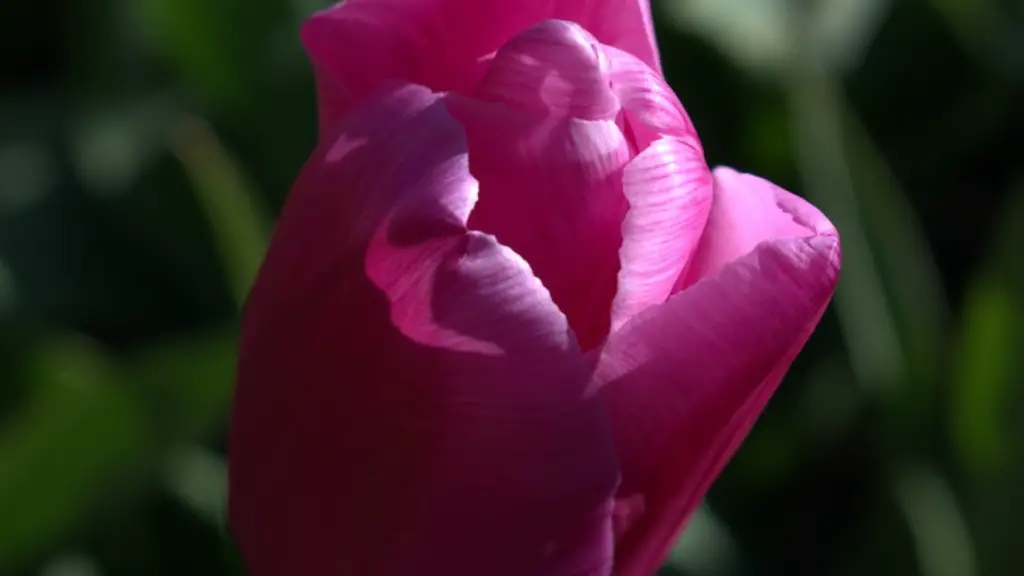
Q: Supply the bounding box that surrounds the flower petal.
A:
[599,45,712,328]
[609,137,712,330]
[676,167,835,290]
[229,84,618,576]
[472,20,621,121]
[594,173,840,576]
[605,44,699,152]
[302,1,660,139]
[448,21,631,350]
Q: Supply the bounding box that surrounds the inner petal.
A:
[604,43,714,329]
[448,21,630,350]
[452,99,630,350]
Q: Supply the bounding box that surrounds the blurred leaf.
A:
[925,0,999,61]
[128,327,238,440]
[289,0,333,21]
[728,417,805,489]
[787,56,905,392]
[38,554,103,576]
[0,336,149,572]
[841,113,950,387]
[140,0,242,107]
[163,446,227,530]
[893,465,977,576]
[71,99,175,197]
[786,14,952,431]
[138,0,292,113]
[990,180,1024,288]
[664,0,890,74]
[810,0,892,71]
[0,141,57,216]
[953,180,1024,576]
[950,180,1024,477]
[664,505,738,575]
[663,0,792,74]
[0,258,16,317]
[171,118,270,308]
[223,540,247,576]
[949,277,1016,475]
[798,353,861,444]
[0,328,241,573]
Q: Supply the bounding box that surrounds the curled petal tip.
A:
[475,19,620,120]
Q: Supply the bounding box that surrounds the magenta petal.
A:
[600,45,712,328]
[303,1,660,140]
[574,0,660,74]
[605,44,699,152]
[676,167,835,290]
[473,20,620,120]
[229,84,618,576]
[595,174,840,576]
[449,21,631,350]
[610,137,712,330]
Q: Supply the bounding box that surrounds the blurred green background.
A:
[1,0,1022,574]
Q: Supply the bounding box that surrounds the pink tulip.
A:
[227,1,841,575]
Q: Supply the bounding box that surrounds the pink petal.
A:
[302,1,660,140]
[448,21,631,350]
[605,44,699,153]
[229,84,618,576]
[609,137,712,330]
[676,167,835,290]
[472,21,621,121]
[594,172,841,576]
[601,46,712,328]
[558,0,660,74]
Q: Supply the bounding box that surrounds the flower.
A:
[227,1,841,575]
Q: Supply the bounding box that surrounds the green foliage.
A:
[0,336,148,570]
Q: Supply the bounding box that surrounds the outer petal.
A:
[302,0,660,139]
[605,46,713,329]
[448,21,631,350]
[229,84,618,576]
[675,167,834,290]
[595,170,841,576]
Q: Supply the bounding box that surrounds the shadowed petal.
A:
[449,21,630,350]
[229,84,618,576]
